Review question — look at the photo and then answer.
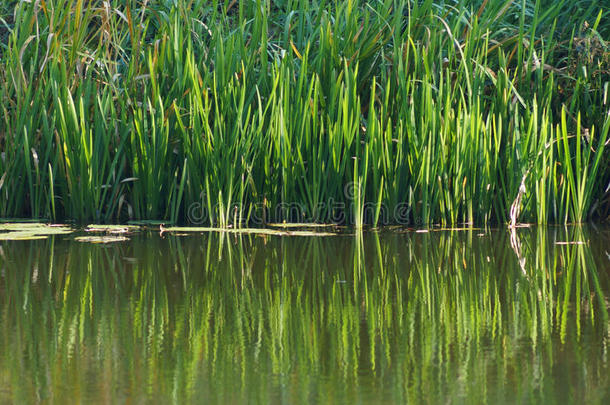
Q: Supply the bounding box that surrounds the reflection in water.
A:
[0,227,609,404]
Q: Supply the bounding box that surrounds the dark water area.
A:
[1,227,609,404]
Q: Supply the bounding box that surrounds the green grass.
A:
[0,0,609,225]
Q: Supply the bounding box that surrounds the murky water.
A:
[1,227,609,404]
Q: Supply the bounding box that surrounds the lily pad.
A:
[162,227,338,237]
[267,223,339,229]
[85,224,141,234]
[280,230,338,237]
[432,227,481,232]
[0,232,48,241]
[0,223,73,239]
[33,227,74,235]
[0,222,69,230]
[75,236,130,244]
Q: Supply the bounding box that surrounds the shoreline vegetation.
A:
[0,1,609,227]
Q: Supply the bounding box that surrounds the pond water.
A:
[1,226,609,404]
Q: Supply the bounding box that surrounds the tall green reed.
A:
[0,1,608,225]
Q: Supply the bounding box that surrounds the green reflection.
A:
[1,228,609,404]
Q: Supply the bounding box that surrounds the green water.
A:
[1,227,609,404]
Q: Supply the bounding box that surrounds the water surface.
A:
[1,227,609,404]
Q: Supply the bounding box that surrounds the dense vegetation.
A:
[0,0,609,226]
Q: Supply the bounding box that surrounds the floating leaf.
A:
[162,227,338,237]
[432,227,482,232]
[0,223,73,237]
[0,232,48,241]
[85,225,141,234]
[74,236,130,244]
[266,223,338,229]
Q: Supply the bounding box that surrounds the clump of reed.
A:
[0,0,609,226]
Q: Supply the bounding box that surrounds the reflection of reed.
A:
[0,229,609,403]
[509,226,527,275]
